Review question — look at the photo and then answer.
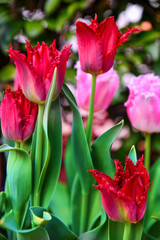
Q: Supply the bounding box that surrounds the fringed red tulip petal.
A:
[1,87,38,142]
[53,45,72,100]
[88,156,150,223]
[8,41,71,104]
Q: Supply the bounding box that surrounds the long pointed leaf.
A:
[91,120,124,178]
[41,98,62,208]
[62,84,93,194]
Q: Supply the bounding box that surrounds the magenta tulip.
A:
[8,41,71,104]
[88,156,150,223]
[125,73,160,133]
[76,14,139,75]
[76,61,119,112]
[1,87,38,142]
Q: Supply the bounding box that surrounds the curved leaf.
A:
[91,120,124,178]
[62,84,93,194]
[40,98,62,208]
[79,209,107,240]
[1,145,31,226]
[34,68,62,208]
[1,210,50,240]
[45,214,77,240]
[30,207,52,227]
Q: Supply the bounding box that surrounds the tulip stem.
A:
[108,218,111,240]
[123,223,131,240]
[80,192,88,235]
[34,104,44,206]
[86,74,97,146]
[15,142,20,148]
[144,133,151,172]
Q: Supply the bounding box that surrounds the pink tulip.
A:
[88,156,150,223]
[8,41,71,104]
[76,61,119,112]
[76,14,139,75]
[1,87,38,142]
[125,73,160,133]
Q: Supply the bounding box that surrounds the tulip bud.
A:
[1,87,38,142]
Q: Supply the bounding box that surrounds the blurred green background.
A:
[0,0,160,167]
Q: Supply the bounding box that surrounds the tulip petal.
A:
[97,16,119,55]
[1,87,38,142]
[100,188,137,222]
[8,47,46,103]
[76,21,103,74]
[117,28,140,47]
[1,90,22,141]
[89,155,150,223]
[52,45,72,100]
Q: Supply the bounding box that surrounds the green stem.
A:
[80,192,88,235]
[15,142,20,148]
[33,104,45,206]
[108,218,111,240]
[86,74,97,146]
[123,223,131,240]
[144,133,151,172]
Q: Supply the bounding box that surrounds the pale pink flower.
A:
[76,61,119,112]
[125,73,160,133]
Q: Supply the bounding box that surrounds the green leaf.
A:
[151,216,160,221]
[0,192,6,211]
[144,157,160,231]
[1,210,18,231]
[40,98,62,208]
[91,120,124,178]
[1,210,50,240]
[70,174,82,235]
[49,182,70,227]
[0,233,7,240]
[44,0,60,14]
[64,137,77,194]
[87,189,101,231]
[128,145,137,165]
[109,220,124,240]
[0,65,15,82]
[79,209,107,240]
[17,227,50,240]
[131,31,160,46]
[145,220,160,240]
[24,20,44,38]
[30,207,52,227]
[0,145,31,226]
[45,214,77,240]
[36,68,62,208]
[130,220,143,240]
[62,84,93,194]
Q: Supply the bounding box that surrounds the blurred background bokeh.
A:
[0,0,160,185]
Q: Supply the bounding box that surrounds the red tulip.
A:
[1,87,38,142]
[88,156,150,223]
[76,14,139,75]
[8,41,71,104]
